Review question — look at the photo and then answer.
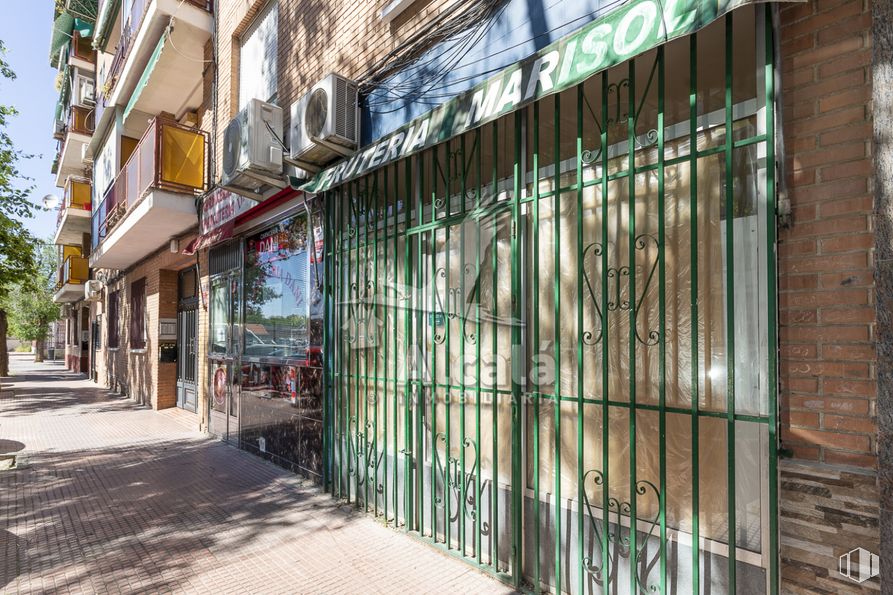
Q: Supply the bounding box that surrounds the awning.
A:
[123,33,167,123]
[123,24,208,124]
[49,13,75,66]
[92,0,121,51]
[49,15,94,66]
[182,220,235,256]
[302,0,794,194]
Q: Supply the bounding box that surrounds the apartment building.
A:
[49,0,886,592]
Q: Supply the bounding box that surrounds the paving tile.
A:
[0,354,511,594]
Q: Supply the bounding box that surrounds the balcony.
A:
[54,105,95,187]
[53,255,89,304]
[90,117,207,270]
[92,0,212,142]
[54,177,93,246]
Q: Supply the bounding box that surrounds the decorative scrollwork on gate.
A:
[433,433,479,525]
[581,470,663,593]
[582,234,660,347]
[347,416,385,500]
[432,265,478,346]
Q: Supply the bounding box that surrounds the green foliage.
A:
[0,39,39,302]
[5,282,60,342]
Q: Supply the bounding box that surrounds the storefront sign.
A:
[200,187,254,236]
[302,0,776,194]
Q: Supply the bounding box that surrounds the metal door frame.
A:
[177,267,199,411]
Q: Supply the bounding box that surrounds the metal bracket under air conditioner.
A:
[310,135,355,158]
[219,184,265,202]
[238,168,287,190]
[283,156,321,174]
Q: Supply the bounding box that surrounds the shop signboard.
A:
[302,0,774,193]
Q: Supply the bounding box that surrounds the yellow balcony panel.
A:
[53,255,89,303]
[54,178,93,246]
[90,118,206,270]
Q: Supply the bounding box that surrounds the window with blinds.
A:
[239,1,278,109]
[130,279,146,350]
[108,290,119,349]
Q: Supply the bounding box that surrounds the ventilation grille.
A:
[209,240,241,275]
[335,76,357,142]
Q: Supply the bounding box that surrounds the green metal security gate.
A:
[323,7,777,594]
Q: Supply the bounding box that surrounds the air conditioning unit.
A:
[221,98,285,195]
[289,73,359,167]
[85,280,103,302]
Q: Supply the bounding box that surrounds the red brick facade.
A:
[778,0,879,591]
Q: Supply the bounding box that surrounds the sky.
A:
[0,1,65,242]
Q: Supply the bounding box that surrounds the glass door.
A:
[208,272,242,442]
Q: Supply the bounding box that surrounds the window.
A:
[244,214,311,358]
[129,278,146,349]
[107,290,119,348]
[238,1,278,109]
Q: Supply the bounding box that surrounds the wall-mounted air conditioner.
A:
[85,280,103,302]
[221,98,285,198]
[289,73,359,169]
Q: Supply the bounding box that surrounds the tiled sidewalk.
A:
[0,354,511,594]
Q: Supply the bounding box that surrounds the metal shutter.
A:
[239,1,278,109]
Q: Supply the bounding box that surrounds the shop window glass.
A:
[244,214,317,358]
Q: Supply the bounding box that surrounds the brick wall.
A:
[214,0,455,180]
[778,0,879,591]
[93,243,200,412]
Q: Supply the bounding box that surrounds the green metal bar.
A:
[575,82,585,595]
[765,7,779,593]
[392,163,399,528]
[532,98,542,591]
[445,142,453,549]
[474,126,483,565]
[374,172,381,519]
[627,56,638,595]
[510,108,523,589]
[491,120,499,570]
[351,182,358,506]
[657,44,668,595]
[364,175,371,514]
[404,158,414,530]
[430,221,438,541]
[689,31,702,595]
[382,167,389,524]
[725,14,738,593]
[459,133,468,556]
[600,68,611,593]
[553,90,562,595]
[416,156,425,533]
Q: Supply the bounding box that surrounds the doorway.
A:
[208,240,242,443]
[177,268,199,412]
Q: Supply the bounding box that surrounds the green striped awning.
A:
[123,32,167,123]
[49,15,93,66]
[92,0,121,51]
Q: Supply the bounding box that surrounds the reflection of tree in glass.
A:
[243,215,312,356]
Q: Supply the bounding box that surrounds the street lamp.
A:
[42,194,60,209]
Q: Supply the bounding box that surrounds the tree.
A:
[4,244,60,362]
[0,39,39,377]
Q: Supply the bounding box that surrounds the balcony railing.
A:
[99,0,212,102]
[69,104,95,136]
[71,31,96,64]
[56,177,92,227]
[91,117,208,248]
[57,255,89,289]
